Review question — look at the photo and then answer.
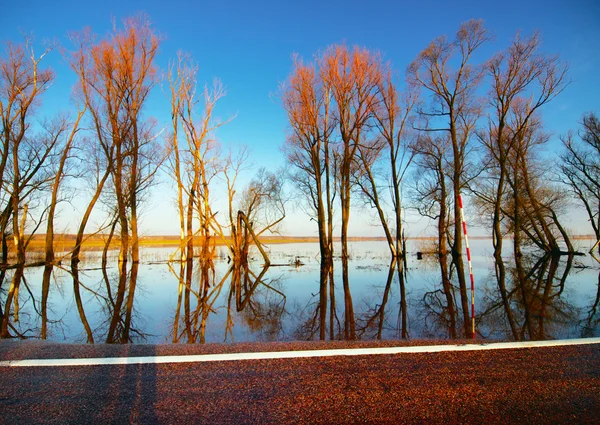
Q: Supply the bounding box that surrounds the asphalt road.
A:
[0,342,599,424]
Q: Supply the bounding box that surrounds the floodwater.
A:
[1,239,599,343]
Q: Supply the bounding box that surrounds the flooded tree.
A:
[0,39,73,338]
[320,46,382,265]
[0,39,55,266]
[475,31,569,338]
[167,54,227,264]
[70,15,162,264]
[282,55,337,339]
[508,118,573,254]
[166,54,226,315]
[560,113,600,251]
[477,113,574,340]
[223,147,249,258]
[233,167,286,265]
[411,134,457,338]
[69,138,112,265]
[409,20,491,338]
[355,71,417,259]
[282,55,335,264]
[321,45,383,339]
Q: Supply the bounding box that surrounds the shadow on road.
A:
[64,346,160,424]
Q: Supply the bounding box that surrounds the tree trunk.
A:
[492,160,519,340]
[438,166,457,339]
[450,123,471,338]
[71,169,111,264]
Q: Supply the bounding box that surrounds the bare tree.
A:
[0,39,54,265]
[167,53,233,269]
[321,45,383,339]
[411,134,457,338]
[283,45,384,339]
[0,39,73,338]
[507,117,573,254]
[560,113,600,251]
[223,146,250,260]
[238,167,286,238]
[282,55,335,263]
[320,45,382,264]
[69,15,161,264]
[408,20,490,338]
[356,72,417,258]
[282,56,337,340]
[44,111,85,263]
[474,31,569,339]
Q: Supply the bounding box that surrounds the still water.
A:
[2,240,599,343]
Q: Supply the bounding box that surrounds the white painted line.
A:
[1,337,598,368]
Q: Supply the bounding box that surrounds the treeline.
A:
[282,20,599,338]
[0,15,290,339]
[0,15,286,271]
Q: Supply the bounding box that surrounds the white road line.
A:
[1,337,599,367]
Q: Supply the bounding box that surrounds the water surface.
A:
[2,239,598,343]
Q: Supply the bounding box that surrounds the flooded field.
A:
[1,239,599,343]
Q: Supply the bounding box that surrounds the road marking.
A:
[1,337,598,367]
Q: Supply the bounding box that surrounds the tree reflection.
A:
[294,260,342,341]
[358,259,394,339]
[421,261,459,339]
[41,265,53,339]
[105,262,145,343]
[1,266,25,338]
[341,256,356,339]
[170,248,221,344]
[582,268,600,337]
[170,252,286,343]
[295,258,409,341]
[481,253,578,340]
[229,264,286,341]
[70,262,94,343]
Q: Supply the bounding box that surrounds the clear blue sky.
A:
[2,0,599,236]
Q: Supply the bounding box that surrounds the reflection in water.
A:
[358,259,396,339]
[232,266,286,341]
[170,252,286,344]
[1,266,25,338]
[170,252,221,344]
[297,257,409,341]
[480,253,578,341]
[41,265,52,339]
[0,241,598,343]
[341,256,356,339]
[105,262,142,343]
[300,260,340,341]
[355,259,409,340]
[71,262,94,343]
[583,268,600,337]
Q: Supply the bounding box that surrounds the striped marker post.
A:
[458,194,475,339]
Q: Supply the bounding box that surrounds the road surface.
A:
[0,339,598,424]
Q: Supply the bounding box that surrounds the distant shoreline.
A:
[22,234,492,248]
[14,233,596,252]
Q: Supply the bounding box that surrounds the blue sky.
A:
[2,0,599,236]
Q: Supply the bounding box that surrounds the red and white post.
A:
[458,194,475,339]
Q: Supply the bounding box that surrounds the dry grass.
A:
[18,233,593,254]
[17,234,407,252]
